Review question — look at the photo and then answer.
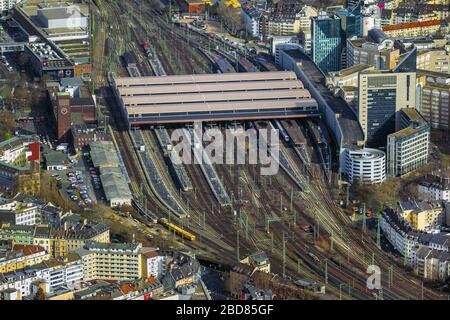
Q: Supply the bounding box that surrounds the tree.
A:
[216,5,244,36]
[34,287,46,300]
[18,53,30,69]
[0,110,15,139]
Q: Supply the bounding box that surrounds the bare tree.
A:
[0,110,15,139]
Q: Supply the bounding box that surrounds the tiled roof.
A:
[383,19,441,31]
[12,244,45,255]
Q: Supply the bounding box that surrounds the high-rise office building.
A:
[336,3,363,40]
[336,5,363,69]
[358,70,416,147]
[311,15,343,73]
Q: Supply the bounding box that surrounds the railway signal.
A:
[282,231,295,278]
[236,230,240,262]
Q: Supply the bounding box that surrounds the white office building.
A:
[387,123,430,176]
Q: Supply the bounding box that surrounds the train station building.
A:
[111,71,319,125]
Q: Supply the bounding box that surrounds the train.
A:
[191,19,206,30]
[308,252,320,263]
[159,218,196,241]
[215,57,235,73]
[142,40,153,58]
[273,120,290,143]
[281,119,306,145]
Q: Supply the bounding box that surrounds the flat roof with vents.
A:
[112,71,319,124]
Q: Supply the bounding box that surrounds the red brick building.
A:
[179,0,205,13]
[54,92,71,141]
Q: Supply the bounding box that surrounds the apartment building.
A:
[0,268,46,300]
[0,202,40,226]
[382,20,441,38]
[380,208,419,265]
[398,200,444,232]
[393,4,450,24]
[417,70,450,131]
[38,254,84,291]
[298,5,317,31]
[0,0,19,12]
[140,249,167,279]
[381,207,450,271]
[0,136,41,196]
[0,225,34,245]
[77,241,143,281]
[0,254,83,300]
[416,50,450,74]
[266,13,301,36]
[0,244,50,273]
[241,5,262,39]
[297,5,318,54]
[415,246,450,281]
[33,219,110,258]
[418,173,450,202]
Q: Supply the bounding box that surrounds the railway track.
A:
[96,0,445,299]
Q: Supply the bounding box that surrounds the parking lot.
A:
[50,152,105,209]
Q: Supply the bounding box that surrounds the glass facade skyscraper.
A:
[311,16,343,73]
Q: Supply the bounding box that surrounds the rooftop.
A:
[389,124,429,139]
[101,167,132,202]
[83,240,141,253]
[382,208,414,235]
[419,173,450,190]
[114,71,319,121]
[330,64,373,78]
[89,141,120,169]
[382,19,441,32]
[44,150,68,166]
[400,108,427,124]
[37,6,85,21]
[282,49,364,148]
